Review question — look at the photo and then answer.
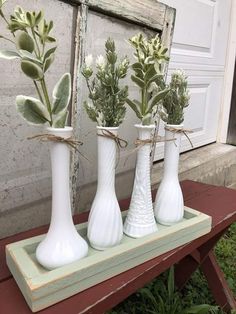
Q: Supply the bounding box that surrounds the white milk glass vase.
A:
[124,124,158,238]
[87,126,123,250]
[154,124,184,225]
[36,127,88,270]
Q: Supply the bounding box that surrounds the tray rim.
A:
[6,206,212,311]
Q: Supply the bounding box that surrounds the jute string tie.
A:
[97,129,128,168]
[27,133,91,162]
[28,134,83,150]
[164,126,194,148]
[97,129,128,149]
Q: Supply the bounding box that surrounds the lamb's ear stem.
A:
[33,80,44,104]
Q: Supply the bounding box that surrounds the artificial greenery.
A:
[0,1,71,127]
[82,38,129,127]
[158,69,190,125]
[126,33,170,125]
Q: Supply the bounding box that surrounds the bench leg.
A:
[201,251,236,312]
[175,228,236,312]
[175,228,228,289]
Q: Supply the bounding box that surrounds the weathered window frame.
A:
[65,0,176,210]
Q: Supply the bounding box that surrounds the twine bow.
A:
[97,129,128,168]
[135,135,175,149]
[97,129,128,149]
[27,133,91,162]
[164,126,194,148]
[28,134,83,150]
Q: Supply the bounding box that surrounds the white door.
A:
[154,0,232,160]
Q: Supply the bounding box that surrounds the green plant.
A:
[0,2,71,127]
[82,38,129,127]
[126,33,170,125]
[158,69,190,125]
[110,267,220,314]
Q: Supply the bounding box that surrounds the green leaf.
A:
[131,74,145,88]
[184,304,213,314]
[132,62,142,70]
[21,59,44,80]
[168,266,175,300]
[16,31,35,53]
[19,50,42,65]
[26,12,34,27]
[16,95,50,125]
[0,0,7,9]
[52,109,68,128]
[52,73,71,114]
[44,46,56,61]
[142,113,152,125]
[47,20,53,33]
[46,36,56,43]
[35,11,43,25]
[126,98,142,119]
[147,73,163,87]
[0,50,21,60]
[43,53,54,72]
[148,89,170,111]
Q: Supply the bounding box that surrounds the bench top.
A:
[0,180,236,314]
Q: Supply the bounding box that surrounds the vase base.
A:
[36,236,88,270]
[156,217,184,226]
[89,241,122,251]
[124,222,158,239]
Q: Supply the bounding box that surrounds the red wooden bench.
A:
[0,180,235,313]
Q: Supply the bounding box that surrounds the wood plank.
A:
[64,0,169,31]
[71,4,88,212]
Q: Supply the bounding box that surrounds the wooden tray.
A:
[6,207,212,312]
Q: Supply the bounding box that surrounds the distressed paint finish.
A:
[6,206,211,312]
[71,2,175,212]
[64,0,169,31]
[0,0,76,237]
[71,4,88,211]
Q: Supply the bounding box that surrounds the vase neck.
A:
[97,128,118,192]
[163,129,182,179]
[49,140,73,229]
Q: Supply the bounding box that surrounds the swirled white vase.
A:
[36,127,88,270]
[154,124,184,225]
[124,124,158,238]
[87,126,123,250]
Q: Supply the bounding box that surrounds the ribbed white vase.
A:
[87,126,123,250]
[124,124,158,238]
[154,124,184,225]
[36,127,88,270]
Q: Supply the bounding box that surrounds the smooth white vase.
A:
[154,124,184,225]
[36,127,88,270]
[124,124,158,238]
[87,126,123,250]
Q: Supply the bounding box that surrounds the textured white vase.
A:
[154,124,184,225]
[87,126,123,250]
[124,124,158,238]
[36,127,88,270]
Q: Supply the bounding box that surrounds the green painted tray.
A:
[6,207,212,312]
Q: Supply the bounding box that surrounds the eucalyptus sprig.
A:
[158,70,190,125]
[82,38,129,127]
[126,33,170,125]
[0,3,71,128]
